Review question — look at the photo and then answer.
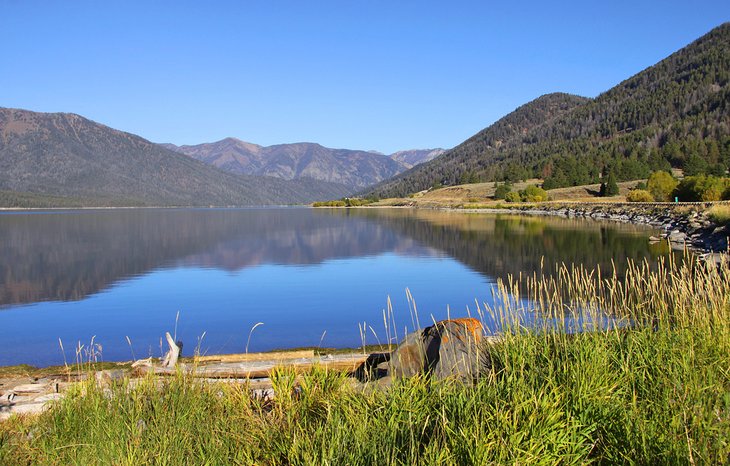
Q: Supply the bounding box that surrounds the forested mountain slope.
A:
[367,23,730,199]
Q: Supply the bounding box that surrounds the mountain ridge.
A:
[163,139,445,191]
[0,107,351,206]
[366,22,730,199]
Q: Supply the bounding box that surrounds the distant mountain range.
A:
[0,108,351,206]
[366,23,730,199]
[0,107,443,206]
[162,139,444,190]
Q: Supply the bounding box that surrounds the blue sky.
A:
[2,1,727,153]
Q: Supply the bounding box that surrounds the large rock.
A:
[389,318,484,381]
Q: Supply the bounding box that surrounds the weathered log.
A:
[195,349,314,363]
[140,354,368,379]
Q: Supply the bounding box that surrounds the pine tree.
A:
[600,173,619,197]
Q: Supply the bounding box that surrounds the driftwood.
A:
[137,353,368,379]
[161,333,181,368]
[131,332,182,372]
[195,349,314,363]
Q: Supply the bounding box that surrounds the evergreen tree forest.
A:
[366,23,730,199]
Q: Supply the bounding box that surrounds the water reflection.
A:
[0,208,668,308]
[0,207,676,366]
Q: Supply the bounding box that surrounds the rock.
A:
[9,383,47,394]
[95,370,126,386]
[668,232,686,243]
[33,393,63,403]
[389,318,484,382]
[354,352,391,382]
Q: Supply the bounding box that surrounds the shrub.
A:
[520,185,548,202]
[504,191,522,203]
[493,182,513,200]
[647,171,678,201]
[312,200,346,207]
[673,175,730,202]
[626,189,654,202]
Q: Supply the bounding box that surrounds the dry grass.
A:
[708,204,730,225]
[372,179,646,208]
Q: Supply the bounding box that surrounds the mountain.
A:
[164,138,410,191]
[389,148,446,168]
[366,93,588,197]
[367,23,730,199]
[0,108,351,206]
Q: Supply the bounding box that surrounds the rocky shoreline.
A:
[461,202,730,258]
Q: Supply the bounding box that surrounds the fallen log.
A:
[194,349,314,363]
[137,353,368,379]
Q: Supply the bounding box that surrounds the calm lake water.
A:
[0,207,672,367]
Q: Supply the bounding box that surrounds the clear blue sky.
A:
[2,1,727,153]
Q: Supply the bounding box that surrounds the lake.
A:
[0,207,672,367]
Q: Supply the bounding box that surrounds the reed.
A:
[2,256,729,465]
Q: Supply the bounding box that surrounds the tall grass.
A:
[708,204,730,226]
[2,257,729,465]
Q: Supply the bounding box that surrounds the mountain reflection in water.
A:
[0,207,673,366]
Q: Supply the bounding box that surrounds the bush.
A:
[312,200,346,207]
[520,185,548,202]
[504,191,522,203]
[673,175,730,202]
[313,198,376,207]
[493,182,513,200]
[626,189,654,202]
[647,171,678,201]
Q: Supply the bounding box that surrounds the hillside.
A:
[367,23,730,199]
[0,108,351,206]
[164,138,410,191]
[389,148,445,167]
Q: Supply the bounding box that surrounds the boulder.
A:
[388,318,484,382]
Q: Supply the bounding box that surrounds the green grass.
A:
[2,257,729,465]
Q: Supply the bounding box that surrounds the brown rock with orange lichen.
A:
[389,318,484,382]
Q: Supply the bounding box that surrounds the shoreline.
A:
[452,201,730,256]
